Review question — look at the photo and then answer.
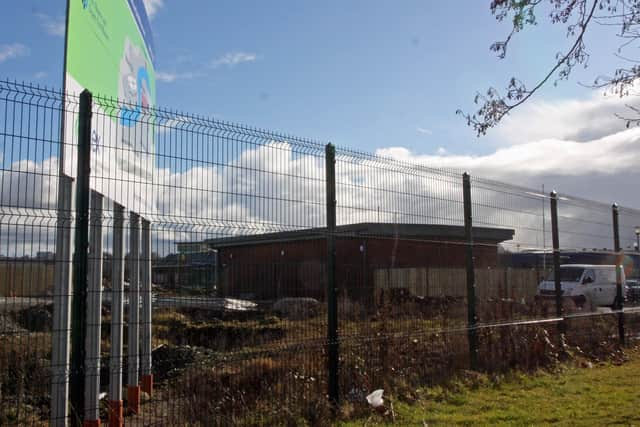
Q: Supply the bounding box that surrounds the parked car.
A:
[537,264,625,308]
[625,279,640,303]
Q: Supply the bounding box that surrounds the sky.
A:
[1,0,640,214]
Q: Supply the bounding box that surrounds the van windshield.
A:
[546,267,584,282]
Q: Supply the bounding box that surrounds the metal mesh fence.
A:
[0,79,639,426]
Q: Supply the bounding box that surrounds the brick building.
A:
[191,223,514,301]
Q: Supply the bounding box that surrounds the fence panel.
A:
[0,79,638,426]
[332,148,471,407]
[0,81,71,426]
[88,92,331,425]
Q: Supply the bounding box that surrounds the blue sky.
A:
[0,0,627,155]
[3,0,640,210]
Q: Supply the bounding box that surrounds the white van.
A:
[537,264,624,308]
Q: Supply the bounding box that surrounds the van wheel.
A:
[611,296,620,311]
[572,295,586,309]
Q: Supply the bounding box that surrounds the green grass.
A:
[340,348,640,426]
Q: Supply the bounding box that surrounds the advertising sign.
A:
[64,0,156,214]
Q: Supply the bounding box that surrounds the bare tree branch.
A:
[461,0,640,136]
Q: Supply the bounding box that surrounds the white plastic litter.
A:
[366,389,384,408]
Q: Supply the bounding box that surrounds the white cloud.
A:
[5,85,640,256]
[34,71,47,79]
[417,127,432,135]
[211,52,258,68]
[5,129,640,257]
[0,156,58,208]
[0,43,28,63]
[374,127,640,251]
[376,127,640,215]
[371,133,640,250]
[157,51,258,83]
[36,13,65,37]
[0,155,60,256]
[154,141,326,233]
[379,129,640,181]
[156,71,201,83]
[142,0,164,19]
[493,89,638,145]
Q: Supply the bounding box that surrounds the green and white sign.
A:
[64,0,156,214]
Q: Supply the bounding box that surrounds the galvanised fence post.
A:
[84,191,104,425]
[550,191,564,329]
[612,204,625,345]
[70,89,92,423]
[325,143,339,407]
[109,203,125,427]
[51,174,74,427]
[462,173,478,370]
[127,212,141,414]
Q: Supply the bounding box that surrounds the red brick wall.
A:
[218,237,500,300]
[219,239,326,299]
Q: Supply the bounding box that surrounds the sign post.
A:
[109,204,126,427]
[140,219,153,395]
[58,0,157,421]
[84,191,104,427]
[51,175,74,427]
[127,213,141,414]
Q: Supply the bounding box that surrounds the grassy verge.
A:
[340,347,640,426]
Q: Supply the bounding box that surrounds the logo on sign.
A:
[82,0,90,9]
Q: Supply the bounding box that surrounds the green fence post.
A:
[325,143,339,407]
[70,89,92,423]
[462,173,478,370]
[550,191,563,321]
[612,204,625,345]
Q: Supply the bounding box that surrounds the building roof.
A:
[201,222,514,249]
